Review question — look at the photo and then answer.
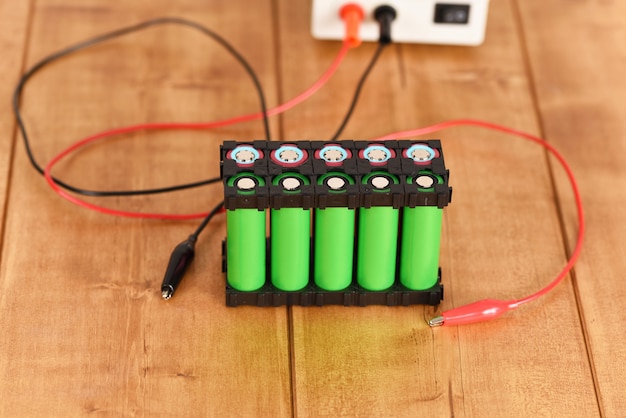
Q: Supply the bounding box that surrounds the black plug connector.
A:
[374,5,397,44]
[160,235,197,300]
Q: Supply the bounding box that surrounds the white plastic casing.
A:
[311,0,490,46]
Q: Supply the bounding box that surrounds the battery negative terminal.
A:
[326,176,346,190]
[416,175,435,188]
[371,175,391,189]
[236,177,257,191]
[281,176,302,191]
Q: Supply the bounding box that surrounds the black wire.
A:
[329,42,387,141]
[192,199,225,238]
[12,16,271,198]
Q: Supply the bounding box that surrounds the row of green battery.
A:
[225,171,443,293]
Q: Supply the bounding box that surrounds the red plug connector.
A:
[340,3,365,48]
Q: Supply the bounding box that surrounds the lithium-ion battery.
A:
[357,171,399,291]
[314,172,355,291]
[271,173,311,291]
[226,173,266,291]
[400,171,444,290]
[221,139,451,307]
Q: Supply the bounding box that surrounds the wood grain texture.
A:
[515,0,626,415]
[278,0,599,416]
[0,0,32,245]
[2,0,624,415]
[0,0,289,416]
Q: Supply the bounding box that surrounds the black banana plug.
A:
[374,5,397,45]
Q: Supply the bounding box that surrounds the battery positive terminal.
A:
[229,144,263,167]
[271,144,309,167]
[405,144,438,164]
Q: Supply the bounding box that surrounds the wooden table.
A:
[1,1,623,416]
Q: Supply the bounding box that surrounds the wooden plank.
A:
[515,0,626,415]
[278,0,600,416]
[0,0,290,415]
[0,1,32,246]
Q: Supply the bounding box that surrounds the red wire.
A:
[41,32,583,321]
[46,101,584,321]
[44,41,352,219]
[372,119,585,320]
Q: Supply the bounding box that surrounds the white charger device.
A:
[311,0,490,46]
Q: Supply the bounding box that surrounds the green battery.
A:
[357,172,400,291]
[271,173,311,291]
[226,174,266,291]
[314,173,355,291]
[400,172,444,290]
